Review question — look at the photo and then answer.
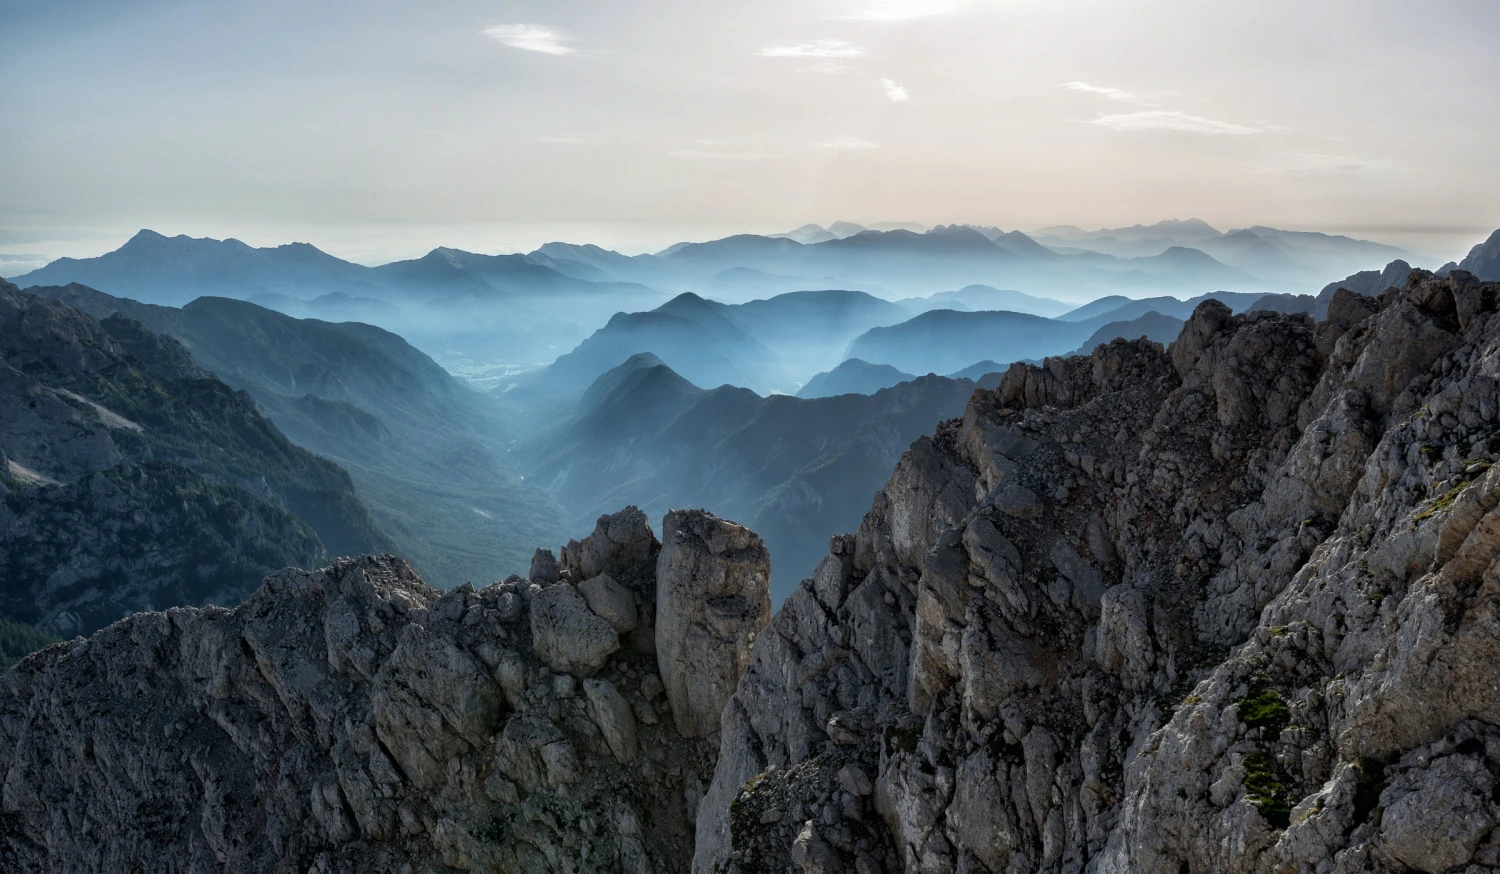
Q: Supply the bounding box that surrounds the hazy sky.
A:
[2,0,1497,264]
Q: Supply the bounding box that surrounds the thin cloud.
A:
[799,61,854,74]
[839,0,963,21]
[482,25,574,55]
[1279,152,1396,174]
[758,40,867,59]
[1063,81,1160,106]
[1087,110,1265,136]
[814,136,883,150]
[668,150,781,162]
[537,135,584,145]
[882,79,910,102]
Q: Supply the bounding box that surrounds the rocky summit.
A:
[6,270,1500,873]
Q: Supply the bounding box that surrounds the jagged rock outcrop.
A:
[10,271,1500,873]
[696,270,1500,873]
[1313,258,1413,317]
[656,509,774,739]
[0,506,771,874]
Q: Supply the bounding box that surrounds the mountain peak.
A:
[118,228,177,251]
[1459,228,1500,281]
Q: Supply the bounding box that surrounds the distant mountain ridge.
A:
[797,358,914,398]
[847,289,1309,375]
[512,288,915,397]
[37,284,572,586]
[12,231,669,370]
[522,355,997,597]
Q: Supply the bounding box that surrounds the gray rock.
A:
[561,506,658,580]
[583,677,639,764]
[529,547,561,583]
[529,582,619,677]
[0,552,718,873]
[578,573,639,633]
[655,509,772,738]
[1380,753,1496,873]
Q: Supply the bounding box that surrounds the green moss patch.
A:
[1236,688,1291,737]
[1243,753,1292,828]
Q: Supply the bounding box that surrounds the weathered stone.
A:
[560,506,658,580]
[529,582,619,677]
[655,509,771,738]
[529,547,561,583]
[577,573,639,633]
[0,551,718,873]
[584,677,638,764]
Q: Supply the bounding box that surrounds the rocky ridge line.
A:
[0,506,770,874]
[696,269,1500,873]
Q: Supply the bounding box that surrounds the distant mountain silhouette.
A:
[846,289,1289,375]
[797,359,914,398]
[1056,295,1133,322]
[517,288,909,396]
[947,360,1008,381]
[1029,219,1414,284]
[528,292,789,396]
[895,284,1069,317]
[1459,229,1500,280]
[1067,291,1274,324]
[525,356,989,598]
[1069,311,1184,355]
[531,223,1286,299]
[12,231,669,371]
[12,230,383,306]
[845,309,1089,374]
[37,284,570,585]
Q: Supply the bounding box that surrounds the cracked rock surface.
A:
[0,506,766,874]
[697,270,1500,874]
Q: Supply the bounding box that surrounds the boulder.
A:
[560,506,658,580]
[577,573,639,633]
[529,582,619,677]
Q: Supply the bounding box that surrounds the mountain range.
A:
[796,358,916,398]
[508,289,916,398]
[0,279,386,635]
[1028,218,1414,284]
[13,230,668,374]
[840,289,1287,376]
[35,283,572,587]
[519,352,1000,597]
[8,220,1428,375]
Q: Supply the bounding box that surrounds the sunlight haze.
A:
[2,0,1496,265]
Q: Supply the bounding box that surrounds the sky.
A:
[1,0,1497,267]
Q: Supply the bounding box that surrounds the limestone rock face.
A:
[0,523,714,874]
[530,547,561,583]
[655,509,773,739]
[529,581,619,676]
[695,272,1500,874]
[562,507,659,581]
[579,573,640,633]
